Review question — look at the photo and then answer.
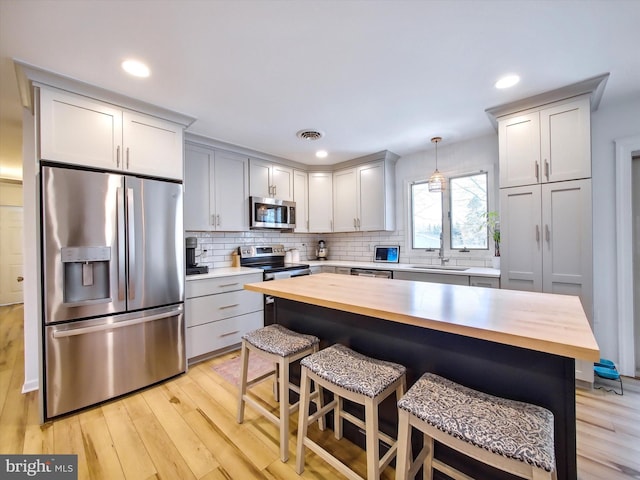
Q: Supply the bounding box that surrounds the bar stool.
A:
[396,372,557,480]
[296,343,407,480]
[237,324,321,462]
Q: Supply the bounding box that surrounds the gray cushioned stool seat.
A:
[398,372,556,473]
[242,324,319,357]
[300,343,406,398]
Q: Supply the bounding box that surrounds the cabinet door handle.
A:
[219,304,239,310]
[535,161,539,182]
[211,214,216,226]
[116,146,121,168]
[126,147,130,169]
[353,218,357,229]
[217,214,221,226]
[218,283,240,288]
[545,224,550,243]
[536,224,540,242]
[357,218,361,229]
[544,159,549,180]
[273,185,276,196]
[219,330,240,338]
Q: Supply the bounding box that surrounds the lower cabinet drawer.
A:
[187,310,263,359]
[186,289,263,327]
[469,276,500,288]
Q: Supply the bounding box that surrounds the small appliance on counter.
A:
[186,237,208,275]
[316,240,328,260]
[373,245,400,263]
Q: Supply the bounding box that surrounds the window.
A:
[450,172,488,249]
[411,181,442,249]
[410,171,489,252]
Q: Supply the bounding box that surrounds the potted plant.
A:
[481,211,500,269]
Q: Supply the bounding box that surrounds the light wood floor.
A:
[1,304,639,480]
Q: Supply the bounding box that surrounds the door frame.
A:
[615,134,640,376]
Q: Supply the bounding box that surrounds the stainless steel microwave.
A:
[250,196,296,229]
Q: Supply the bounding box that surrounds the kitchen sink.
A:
[409,265,469,271]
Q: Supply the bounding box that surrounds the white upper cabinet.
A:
[333,160,395,232]
[498,96,590,188]
[249,158,293,200]
[333,167,358,231]
[39,87,184,180]
[308,172,333,233]
[184,143,248,231]
[122,111,184,180]
[293,170,308,232]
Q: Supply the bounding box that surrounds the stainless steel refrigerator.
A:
[41,165,185,419]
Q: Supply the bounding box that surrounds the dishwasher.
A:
[350,268,393,279]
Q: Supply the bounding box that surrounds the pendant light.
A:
[428,136,446,192]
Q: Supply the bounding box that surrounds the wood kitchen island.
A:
[245,273,599,480]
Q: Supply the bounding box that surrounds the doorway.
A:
[0,205,24,305]
[0,180,24,305]
[616,135,640,377]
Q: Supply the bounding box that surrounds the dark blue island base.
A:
[275,297,576,480]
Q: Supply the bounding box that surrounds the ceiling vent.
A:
[296,129,324,141]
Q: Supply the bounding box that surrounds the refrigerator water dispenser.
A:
[61,246,112,305]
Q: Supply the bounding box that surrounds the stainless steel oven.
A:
[239,244,310,324]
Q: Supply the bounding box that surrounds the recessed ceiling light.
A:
[495,74,520,89]
[121,59,150,78]
[316,150,328,159]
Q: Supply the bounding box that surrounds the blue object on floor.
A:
[593,358,623,395]
[595,358,616,369]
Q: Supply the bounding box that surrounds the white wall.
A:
[591,94,640,363]
[0,181,23,206]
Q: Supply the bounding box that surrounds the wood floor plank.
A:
[142,384,219,478]
[77,408,126,480]
[101,400,158,480]
[132,411,197,480]
[52,413,91,480]
[23,390,54,454]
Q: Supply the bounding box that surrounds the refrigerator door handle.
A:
[117,187,126,301]
[52,309,180,338]
[127,187,136,301]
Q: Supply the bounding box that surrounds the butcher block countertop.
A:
[245,273,599,362]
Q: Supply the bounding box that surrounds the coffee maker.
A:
[186,237,208,275]
[316,240,328,260]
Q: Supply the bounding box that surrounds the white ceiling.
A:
[1,0,639,180]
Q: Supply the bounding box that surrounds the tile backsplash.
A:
[186,230,496,269]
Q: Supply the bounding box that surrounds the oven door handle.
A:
[290,271,310,278]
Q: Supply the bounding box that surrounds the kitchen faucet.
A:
[439,233,449,266]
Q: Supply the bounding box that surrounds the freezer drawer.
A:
[44,305,185,419]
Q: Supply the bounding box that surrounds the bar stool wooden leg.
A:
[396,409,411,480]
[295,368,312,475]
[236,341,250,424]
[365,396,380,480]
[278,356,290,462]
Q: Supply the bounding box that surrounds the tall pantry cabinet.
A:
[496,94,595,383]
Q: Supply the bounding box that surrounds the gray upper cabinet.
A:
[333,159,395,232]
[184,143,249,231]
[249,158,294,200]
[308,171,333,233]
[39,87,185,180]
[293,170,309,233]
[498,96,591,188]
